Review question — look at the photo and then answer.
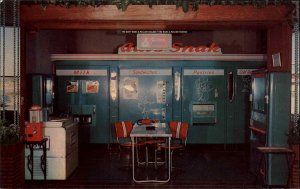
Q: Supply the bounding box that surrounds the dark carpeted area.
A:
[24,144,258,188]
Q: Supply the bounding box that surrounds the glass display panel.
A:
[252,77,266,112]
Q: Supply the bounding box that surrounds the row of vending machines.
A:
[51,60,264,145]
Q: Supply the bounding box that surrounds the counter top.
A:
[44,118,75,128]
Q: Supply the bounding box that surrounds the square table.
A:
[130,122,172,183]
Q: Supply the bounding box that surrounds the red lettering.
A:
[181,46,194,53]
[133,70,158,75]
[133,46,139,52]
[119,42,222,54]
[171,43,182,52]
[195,46,208,52]
[120,43,134,52]
[208,42,221,52]
[192,70,215,75]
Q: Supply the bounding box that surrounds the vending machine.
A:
[25,105,44,141]
[249,70,291,186]
[54,65,110,144]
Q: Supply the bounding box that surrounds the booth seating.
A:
[156,121,189,171]
[114,121,145,167]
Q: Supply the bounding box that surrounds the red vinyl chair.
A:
[114,121,145,167]
[155,121,189,171]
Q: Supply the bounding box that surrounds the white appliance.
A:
[25,119,78,180]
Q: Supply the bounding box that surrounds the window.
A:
[291,31,299,116]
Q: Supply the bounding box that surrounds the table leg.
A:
[132,137,135,182]
[167,136,171,182]
[132,136,171,183]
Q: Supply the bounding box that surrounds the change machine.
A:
[249,70,291,186]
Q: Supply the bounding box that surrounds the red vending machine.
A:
[26,105,44,141]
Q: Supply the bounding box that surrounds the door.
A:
[119,68,173,123]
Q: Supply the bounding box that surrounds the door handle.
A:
[227,72,235,102]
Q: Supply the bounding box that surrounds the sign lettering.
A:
[118,42,222,55]
[237,69,257,75]
[184,69,224,76]
[120,69,172,76]
[56,69,107,76]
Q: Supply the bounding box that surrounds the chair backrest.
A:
[114,121,133,140]
[169,121,189,144]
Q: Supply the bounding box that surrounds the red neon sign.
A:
[119,42,221,54]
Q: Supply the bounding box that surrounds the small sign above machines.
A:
[56,69,107,76]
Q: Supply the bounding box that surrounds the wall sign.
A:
[56,69,107,76]
[237,69,257,75]
[120,69,172,76]
[184,69,224,76]
[137,34,172,50]
[272,53,281,67]
[118,42,222,55]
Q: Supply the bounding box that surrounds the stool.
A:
[256,147,295,187]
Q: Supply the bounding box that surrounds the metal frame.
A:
[130,123,171,183]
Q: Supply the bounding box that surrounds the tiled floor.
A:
[25,144,257,188]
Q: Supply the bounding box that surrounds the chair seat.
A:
[158,142,184,150]
[119,137,145,147]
